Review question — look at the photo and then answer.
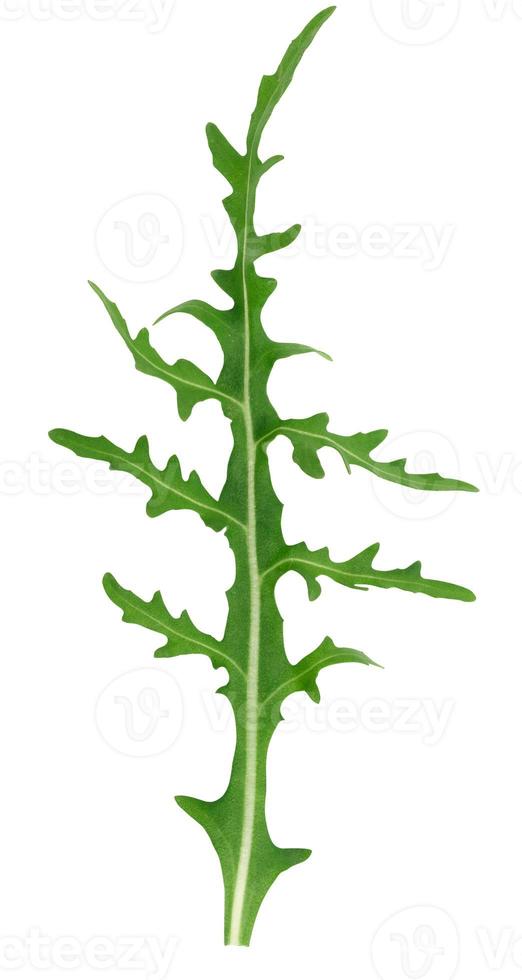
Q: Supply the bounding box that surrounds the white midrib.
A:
[228,71,299,943]
[228,153,260,946]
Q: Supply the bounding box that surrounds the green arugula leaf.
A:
[88,281,242,420]
[49,428,245,531]
[262,541,476,603]
[103,573,244,679]
[265,637,381,707]
[259,413,479,490]
[51,5,476,948]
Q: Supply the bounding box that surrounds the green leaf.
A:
[51,4,476,950]
[246,6,336,155]
[259,413,479,490]
[153,299,232,338]
[175,790,311,949]
[48,428,245,531]
[205,122,245,184]
[263,542,476,603]
[103,573,244,680]
[265,637,381,707]
[88,281,241,420]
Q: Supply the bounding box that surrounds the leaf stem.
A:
[227,149,261,947]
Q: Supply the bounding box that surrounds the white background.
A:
[1,1,520,978]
